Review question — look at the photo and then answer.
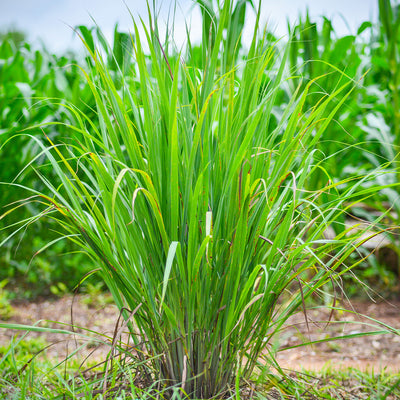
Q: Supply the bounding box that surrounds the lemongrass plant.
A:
[2,1,398,398]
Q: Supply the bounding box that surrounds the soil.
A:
[274,299,400,372]
[1,294,400,373]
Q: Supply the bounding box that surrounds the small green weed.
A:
[0,280,12,320]
[81,282,114,308]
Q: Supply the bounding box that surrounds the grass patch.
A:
[1,338,399,400]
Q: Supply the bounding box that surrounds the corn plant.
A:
[287,13,370,188]
[0,26,136,295]
[371,0,400,188]
[359,0,400,274]
[376,0,400,136]
[1,1,398,398]
[195,0,254,68]
[0,33,97,295]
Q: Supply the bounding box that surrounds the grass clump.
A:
[1,1,399,398]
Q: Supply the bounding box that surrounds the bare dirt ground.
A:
[275,299,400,372]
[1,295,400,373]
